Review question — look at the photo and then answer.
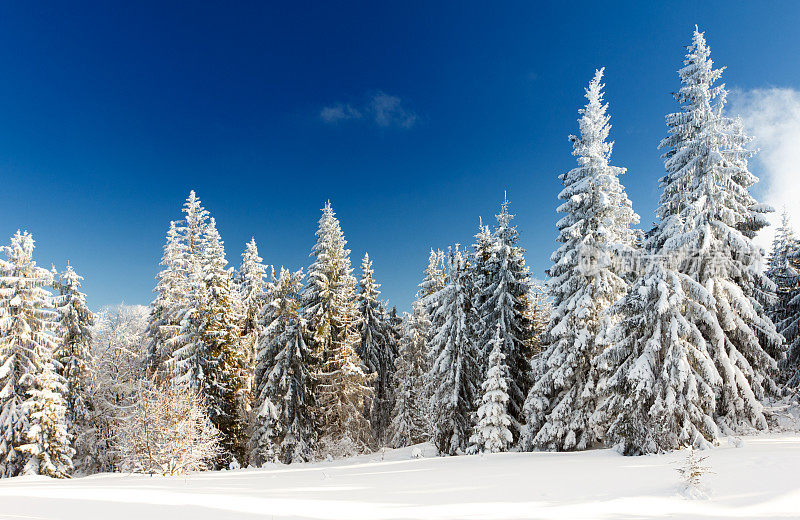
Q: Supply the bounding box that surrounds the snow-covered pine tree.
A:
[472,196,533,445]
[235,237,268,460]
[152,191,211,381]
[593,259,722,455]
[357,253,396,445]
[388,301,430,448]
[766,212,798,324]
[18,360,74,478]
[54,265,95,452]
[171,217,245,467]
[251,267,317,465]
[146,221,188,376]
[302,202,373,457]
[200,218,245,466]
[766,212,800,383]
[0,231,63,478]
[426,246,481,455]
[655,28,782,432]
[237,238,267,377]
[470,323,513,453]
[523,68,639,452]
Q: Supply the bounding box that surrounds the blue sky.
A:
[1,1,799,311]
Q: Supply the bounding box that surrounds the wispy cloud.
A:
[319,103,362,124]
[730,87,800,252]
[320,92,418,129]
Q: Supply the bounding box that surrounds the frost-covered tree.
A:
[524,68,639,451]
[594,29,785,454]
[237,238,267,382]
[251,268,316,465]
[388,301,430,448]
[81,304,149,473]
[0,231,62,478]
[524,281,551,359]
[470,324,513,453]
[472,196,533,444]
[118,378,221,476]
[302,202,373,457]
[766,212,798,323]
[357,253,396,445]
[54,265,95,448]
[426,247,481,455]
[146,221,187,376]
[654,28,782,432]
[593,260,721,455]
[766,212,800,383]
[18,361,74,478]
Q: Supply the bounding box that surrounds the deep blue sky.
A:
[1,2,798,311]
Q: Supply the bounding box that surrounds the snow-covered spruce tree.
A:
[655,28,782,432]
[303,202,373,457]
[18,361,74,478]
[472,196,533,444]
[146,221,187,376]
[0,231,64,478]
[593,259,722,455]
[166,191,211,380]
[357,253,396,445]
[172,218,245,467]
[765,212,800,383]
[54,265,95,451]
[251,267,316,465]
[523,68,639,452]
[470,324,513,453]
[426,247,481,455]
[419,249,447,310]
[235,238,268,460]
[766,211,798,325]
[237,238,267,380]
[388,301,430,448]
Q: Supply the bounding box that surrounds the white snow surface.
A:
[2,434,799,520]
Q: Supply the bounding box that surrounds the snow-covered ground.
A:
[2,434,799,520]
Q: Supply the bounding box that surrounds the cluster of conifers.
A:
[1,27,796,481]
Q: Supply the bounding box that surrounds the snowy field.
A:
[1,434,800,520]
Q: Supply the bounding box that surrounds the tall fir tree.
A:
[18,360,74,478]
[470,323,513,453]
[357,253,396,445]
[251,268,316,465]
[388,301,430,448]
[524,68,639,451]
[425,247,481,455]
[0,232,67,477]
[472,196,533,444]
[146,221,188,375]
[54,265,95,453]
[237,238,268,375]
[303,202,373,457]
[655,28,782,432]
[172,218,245,467]
[766,212,800,383]
[595,29,785,454]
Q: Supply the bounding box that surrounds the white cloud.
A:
[320,92,417,129]
[369,92,417,128]
[319,103,362,124]
[730,87,800,252]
